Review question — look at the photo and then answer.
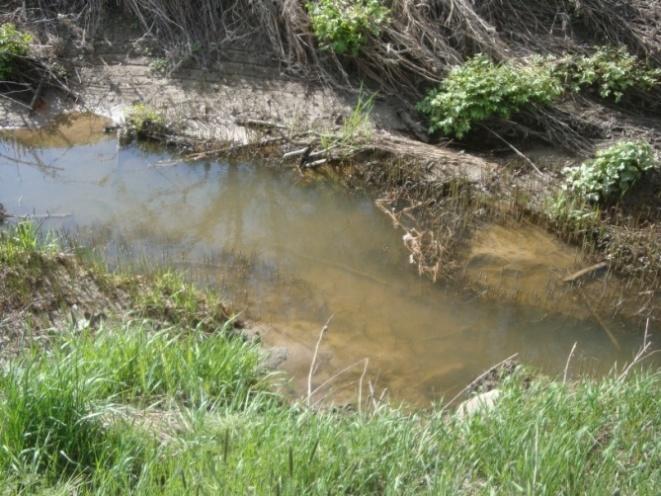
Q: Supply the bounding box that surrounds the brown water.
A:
[0,114,656,405]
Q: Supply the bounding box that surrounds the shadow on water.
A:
[0,114,657,405]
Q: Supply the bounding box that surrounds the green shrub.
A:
[556,46,661,102]
[0,23,32,80]
[418,55,563,138]
[125,103,166,136]
[547,192,602,234]
[562,140,657,203]
[307,0,391,55]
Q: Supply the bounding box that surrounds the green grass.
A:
[0,222,56,265]
[131,270,232,332]
[0,222,60,306]
[0,323,658,494]
[320,89,375,154]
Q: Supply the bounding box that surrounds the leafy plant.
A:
[562,140,657,203]
[0,23,32,80]
[418,55,563,138]
[307,0,391,55]
[149,57,170,76]
[555,46,661,102]
[125,103,166,136]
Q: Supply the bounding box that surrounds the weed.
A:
[0,222,57,265]
[1,342,658,494]
[320,89,375,152]
[125,103,166,137]
[547,191,602,237]
[418,55,563,138]
[562,140,657,203]
[133,270,231,331]
[149,57,170,76]
[307,0,391,55]
[555,46,661,102]
[419,49,660,138]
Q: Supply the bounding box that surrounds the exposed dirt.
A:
[0,251,129,356]
[0,245,240,358]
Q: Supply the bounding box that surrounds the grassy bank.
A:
[0,223,659,494]
[0,324,658,495]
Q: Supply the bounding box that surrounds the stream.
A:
[0,113,656,405]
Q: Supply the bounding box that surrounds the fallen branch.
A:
[481,125,547,178]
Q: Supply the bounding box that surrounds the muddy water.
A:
[0,115,656,405]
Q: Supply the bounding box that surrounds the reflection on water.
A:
[0,116,656,405]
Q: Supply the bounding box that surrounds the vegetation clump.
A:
[125,103,167,138]
[320,89,375,154]
[562,140,657,203]
[417,55,563,138]
[306,0,391,55]
[0,23,32,80]
[133,271,231,332]
[419,48,660,139]
[556,46,661,102]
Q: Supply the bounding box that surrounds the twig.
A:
[235,118,288,130]
[29,77,45,110]
[481,125,547,178]
[307,315,334,406]
[303,158,327,168]
[0,92,32,111]
[283,146,309,159]
[358,358,369,414]
[563,342,578,384]
[563,262,608,284]
[619,319,654,380]
[16,212,72,220]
